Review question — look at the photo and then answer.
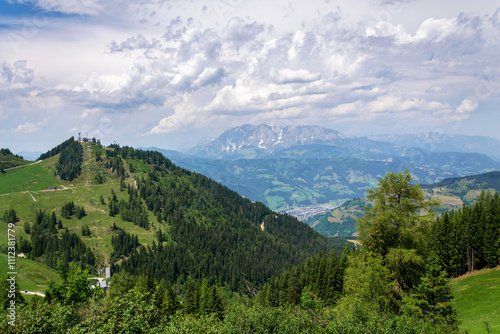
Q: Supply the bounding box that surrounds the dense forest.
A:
[431,190,500,276]
[14,210,96,271]
[37,137,76,161]
[37,137,83,181]
[104,144,336,292]
[1,170,475,333]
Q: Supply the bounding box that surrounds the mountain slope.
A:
[0,139,339,294]
[189,124,351,159]
[422,170,500,206]
[169,153,500,215]
[0,148,30,171]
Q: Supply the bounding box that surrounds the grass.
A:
[0,156,59,194]
[432,194,463,206]
[0,253,61,293]
[452,267,500,334]
[0,251,7,274]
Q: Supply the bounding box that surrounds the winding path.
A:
[4,160,42,171]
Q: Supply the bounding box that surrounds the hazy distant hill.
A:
[140,146,187,158]
[422,170,500,206]
[369,132,500,162]
[305,198,366,238]
[306,171,500,238]
[16,151,42,161]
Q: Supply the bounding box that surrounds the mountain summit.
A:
[189,124,350,159]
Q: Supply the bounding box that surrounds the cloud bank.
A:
[0,0,499,151]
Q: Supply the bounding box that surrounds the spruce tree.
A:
[198,278,211,315]
[286,267,301,305]
[162,282,180,317]
[210,286,224,320]
[404,253,458,327]
[183,280,199,315]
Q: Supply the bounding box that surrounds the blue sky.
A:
[0,0,499,153]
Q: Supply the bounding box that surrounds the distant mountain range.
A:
[147,124,500,217]
[188,124,351,159]
[15,151,42,161]
[368,132,500,162]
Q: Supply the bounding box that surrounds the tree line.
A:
[0,148,24,172]
[37,137,75,161]
[430,190,500,277]
[54,139,83,181]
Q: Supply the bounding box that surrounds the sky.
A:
[0,0,499,154]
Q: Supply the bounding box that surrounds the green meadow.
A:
[0,157,59,195]
[452,267,500,334]
[0,253,60,293]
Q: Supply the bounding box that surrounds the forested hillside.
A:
[0,148,28,173]
[0,138,338,296]
[430,190,500,277]
[2,169,481,333]
[103,144,336,291]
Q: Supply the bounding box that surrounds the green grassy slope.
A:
[0,253,60,293]
[452,267,500,333]
[0,156,60,194]
[0,149,31,171]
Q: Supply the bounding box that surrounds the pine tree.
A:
[210,286,224,320]
[256,284,268,306]
[286,267,301,305]
[346,170,439,312]
[24,222,31,234]
[183,280,199,315]
[163,282,180,317]
[404,253,458,327]
[198,278,211,315]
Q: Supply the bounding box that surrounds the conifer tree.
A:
[183,280,199,315]
[286,267,301,305]
[198,278,211,315]
[163,282,180,317]
[404,253,457,327]
[346,170,440,312]
[210,286,224,320]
